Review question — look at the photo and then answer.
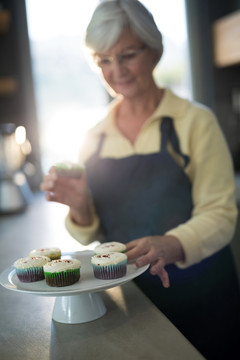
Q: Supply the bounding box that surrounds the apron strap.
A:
[93,118,190,167]
[161,116,190,168]
[94,133,106,156]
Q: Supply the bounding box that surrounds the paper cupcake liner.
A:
[56,169,83,179]
[44,269,80,287]
[92,263,127,280]
[15,267,45,282]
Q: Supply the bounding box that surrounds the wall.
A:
[185,0,240,283]
[185,0,240,171]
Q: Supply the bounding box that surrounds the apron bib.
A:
[85,117,240,359]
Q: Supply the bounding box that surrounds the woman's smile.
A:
[114,78,135,86]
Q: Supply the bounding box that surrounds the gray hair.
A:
[85,0,163,63]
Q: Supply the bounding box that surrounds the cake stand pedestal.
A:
[52,292,106,324]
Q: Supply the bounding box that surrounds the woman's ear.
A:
[151,49,160,68]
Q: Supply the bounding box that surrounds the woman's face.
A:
[95,29,157,99]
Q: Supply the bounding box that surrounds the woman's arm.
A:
[40,165,103,245]
[170,108,238,268]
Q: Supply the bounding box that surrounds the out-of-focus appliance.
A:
[0,123,32,213]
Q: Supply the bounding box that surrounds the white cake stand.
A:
[0,250,148,324]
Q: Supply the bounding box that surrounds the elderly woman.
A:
[41,0,240,358]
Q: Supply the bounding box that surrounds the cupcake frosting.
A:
[91,252,127,266]
[29,247,61,258]
[14,256,51,269]
[43,259,81,273]
[94,242,126,254]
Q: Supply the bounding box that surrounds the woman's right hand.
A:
[40,166,93,226]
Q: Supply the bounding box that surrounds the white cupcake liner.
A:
[15,267,45,282]
[92,263,127,280]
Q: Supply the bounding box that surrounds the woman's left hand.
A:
[125,235,185,288]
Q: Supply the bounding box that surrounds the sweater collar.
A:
[94,88,190,136]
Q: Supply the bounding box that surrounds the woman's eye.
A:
[99,57,111,65]
[122,52,136,60]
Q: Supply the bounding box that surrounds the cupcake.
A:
[94,242,126,255]
[43,259,81,287]
[91,252,127,280]
[29,247,61,260]
[14,256,51,282]
[55,161,84,179]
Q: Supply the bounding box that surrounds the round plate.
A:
[0,250,149,297]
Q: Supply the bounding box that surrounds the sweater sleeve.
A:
[167,107,238,268]
[65,205,105,245]
[64,129,105,246]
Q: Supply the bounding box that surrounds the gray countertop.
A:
[0,192,204,360]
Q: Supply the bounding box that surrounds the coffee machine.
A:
[0,123,32,213]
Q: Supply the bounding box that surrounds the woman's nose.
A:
[111,60,128,76]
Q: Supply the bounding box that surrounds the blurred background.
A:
[0,0,240,276]
[1,0,240,191]
[25,0,191,174]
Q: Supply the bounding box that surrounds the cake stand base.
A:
[52,292,107,324]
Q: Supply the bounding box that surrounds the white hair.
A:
[85,0,163,63]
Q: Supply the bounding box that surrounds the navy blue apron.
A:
[85,117,240,359]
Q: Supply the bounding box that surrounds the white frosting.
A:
[14,256,51,269]
[94,242,126,254]
[29,247,61,257]
[43,258,81,273]
[91,252,127,266]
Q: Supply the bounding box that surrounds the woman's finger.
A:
[49,166,57,175]
[46,191,56,202]
[159,267,170,288]
[125,239,149,261]
[137,247,165,267]
[40,179,55,191]
[150,259,170,288]
[149,256,165,274]
[125,239,140,251]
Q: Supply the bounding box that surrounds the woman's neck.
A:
[119,86,163,116]
[115,87,164,144]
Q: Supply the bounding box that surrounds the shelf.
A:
[0,9,11,34]
[0,77,18,96]
[212,10,240,67]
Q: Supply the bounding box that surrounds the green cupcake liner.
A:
[44,268,80,287]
